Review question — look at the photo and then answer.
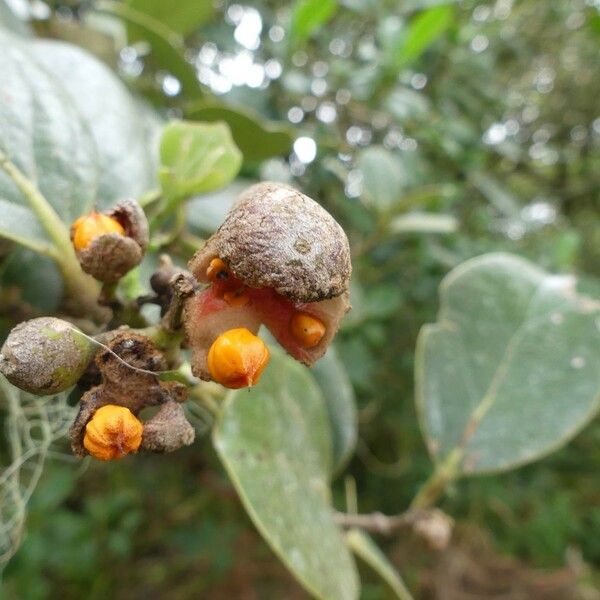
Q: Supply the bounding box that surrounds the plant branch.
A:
[410,448,462,510]
[335,508,454,549]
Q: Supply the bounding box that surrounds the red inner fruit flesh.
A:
[196,269,324,364]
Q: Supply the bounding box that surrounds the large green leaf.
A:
[0,0,30,35]
[186,104,294,162]
[126,0,214,37]
[159,120,242,205]
[312,347,358,474]
[0,29,157,227]
[0,31,97,225]
[213,349,359,600]
[33,39,158,210]
[0,200,53,255]
[416,253,600,475]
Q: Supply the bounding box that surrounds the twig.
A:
[334,508,454,550]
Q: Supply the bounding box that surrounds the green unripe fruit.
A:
[0,317,95,395]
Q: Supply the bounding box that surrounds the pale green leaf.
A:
[0,31,97,224]
[213,349,359,600]
[159,120,242,205]
[469,172,520,217]
[291,0,338,45]
[0,199,54,255]
[32,39,158,210]
[416,253,600,475]
[358,146,404,211]
[346,529,413,600]
[390,213,458,234]
[312,347,358,474]
[0,28,157,230]
[0,0,31,35]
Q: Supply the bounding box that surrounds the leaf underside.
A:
[416,253,600,475]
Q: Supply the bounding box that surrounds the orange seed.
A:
[207,328,270,389]
[72,211,125,251]
[83,404,143,461]
[206,257,229,281]
[290,313,326,348]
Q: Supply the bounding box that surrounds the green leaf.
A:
[0,29,157,228]
[96,0,202,99]
[469,172,520,217]
[126,0,214,37]
[186,180,251,234]
[346,529,413,600]
[357,146,404,211]
[1,248,63,312]
[416,253,600,475]
[0,31,97,225]
[391,5,453,70]
[0,200,54,255]
[32,39,159,210]
[390,213,458,234]
[312,347,358,474]
[186,104,294,162]
[213,349,359,600]
[291,0,338,45]
[0,0,31,35]
[159,120,242,206]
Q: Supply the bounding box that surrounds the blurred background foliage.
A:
[1,0,599,597]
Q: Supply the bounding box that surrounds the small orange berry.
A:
[83,405,143,461]
[207,328,269,389]
[72,211,125,251]
[290,313,326,348]
[223,288,250,307]
[206,257,229,281]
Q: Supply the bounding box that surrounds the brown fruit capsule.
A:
[71,199,149,282]
[184,182,352,380]
[0,317,95,395]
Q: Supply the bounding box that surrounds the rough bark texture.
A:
[72,199,149,282]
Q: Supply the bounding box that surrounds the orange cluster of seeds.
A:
[207,258,250,307]
[207,328,270,389]
[203,257,326,388]
[83,404,143,461]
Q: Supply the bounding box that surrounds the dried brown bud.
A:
[0,317,95,395]
[71,199,149,282]
[141,401,195,453]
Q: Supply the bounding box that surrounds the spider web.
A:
[0,376,75,569]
